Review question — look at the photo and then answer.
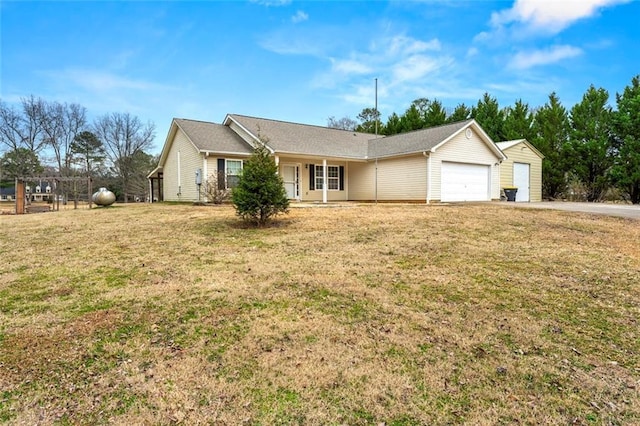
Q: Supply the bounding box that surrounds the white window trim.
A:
[225,159,243,189]
[314,164,340,191]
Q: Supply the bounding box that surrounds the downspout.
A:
[345,162,349,201]
[424,151,431,204]
[375,157,378,203]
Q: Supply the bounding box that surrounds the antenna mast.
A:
[374,78,378,137]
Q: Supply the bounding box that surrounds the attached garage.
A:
[441,162,490,202]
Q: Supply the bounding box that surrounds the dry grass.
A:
[0,202,639,425]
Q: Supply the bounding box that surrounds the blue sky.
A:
[1,0,638,154]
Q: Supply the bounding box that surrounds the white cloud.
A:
[385,35,441,55]
[249,0,291,6]
[291,10,308,23]
[509,45,583,69]
[33,68,177,116]
[392,55,452,82]
[331,58,372,75]
[259,32,326,56]
[491,0,630,34]
[53,69,169,92]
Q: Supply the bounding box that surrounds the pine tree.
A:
[532,92,571,199]
[447,103,471,123]
[400,104,423,132]
[423,99,447,128]
[384,112,402,135]
[471,93,504,141]
[502,99,534,141]
[566,86,613,201]
[232,142,289,226]
[611,75,640,203]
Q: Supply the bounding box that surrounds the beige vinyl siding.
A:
[376,154,427,201]
[205,157,218,184]
[162,129,202,202]
[349,162,376,201]
[500,143,543,202]
[430,128,501,201]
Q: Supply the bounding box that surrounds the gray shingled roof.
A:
[166,116,493,163]
[368,119,473,158]
[228,114,375,159]
[174,118,254,155]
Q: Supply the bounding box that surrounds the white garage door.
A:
[441,162,490,202]
[513,162,530,202]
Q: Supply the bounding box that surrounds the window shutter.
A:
[339,166,345,191]
[309,165,315,191]
[217,159,225,190]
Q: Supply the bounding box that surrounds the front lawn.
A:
[1,203,638,424]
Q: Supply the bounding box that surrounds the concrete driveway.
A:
[507,201,640,220]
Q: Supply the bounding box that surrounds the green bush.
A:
[231,142,289,226]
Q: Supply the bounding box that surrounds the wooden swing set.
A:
[14,176,93,214]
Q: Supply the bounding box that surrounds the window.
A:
[327,166,339,190]
[314,165,324,190]
[224,159,243,189]
[310,164,344,191]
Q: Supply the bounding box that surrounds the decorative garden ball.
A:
[92,187,116,207]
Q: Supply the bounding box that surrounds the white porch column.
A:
[322,159,328,204]
[275,155,280,168]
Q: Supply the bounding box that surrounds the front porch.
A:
[276,156,354,203]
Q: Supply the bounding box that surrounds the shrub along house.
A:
[148,114,511,204]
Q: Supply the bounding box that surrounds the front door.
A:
[282,164,299,200]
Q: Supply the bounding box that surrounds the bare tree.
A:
[0,96,45,154]
[93,112,155,202]
[39,101,87,176]
[20,95,47,153]
[327,116,358,131]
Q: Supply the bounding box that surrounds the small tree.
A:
[232,142,289,226]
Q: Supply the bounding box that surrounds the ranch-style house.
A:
[148,114,542,204]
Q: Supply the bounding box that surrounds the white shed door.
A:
[513,162,530,202]
[441,162,490,202]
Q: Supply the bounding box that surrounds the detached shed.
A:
[496,139,544,202]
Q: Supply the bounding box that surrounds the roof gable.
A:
[158,118,254,167]
[175,118,254,155]
[496,139,545,159]
[368,119,505,160]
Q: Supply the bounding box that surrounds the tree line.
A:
[0,96,157,202]
[329,75,640,204]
